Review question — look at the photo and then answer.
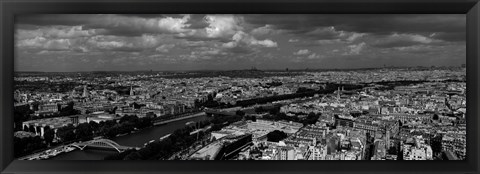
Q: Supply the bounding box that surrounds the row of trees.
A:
[255,105,321,126]
[14,136,48,158]
[235,83,365,107]
[20,125,56,146]
[192,83,366,110]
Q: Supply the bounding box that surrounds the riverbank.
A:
[153,112,205,125]
[18,144,76,160]
[49,114,211,160]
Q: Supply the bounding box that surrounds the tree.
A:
[105,126,119,138]
[236,110,245,116]
[433,114,439,120]
[88,121,100,133]
[28,125,36,134]
[146,112,156,118]
[255,107,264,113]
[120,115,139,124]
[207,93,214,101]
[36,126,42,135]
[56,124,75,142]
[131,102,142,109]
[137,117,153,129]
[303,112,320,126]
[245,115,257,122]
[31,102,40,111]
[43,126,55,145]
[76,123,93,141]
[266,130,288,142]
[14,136,47,158]
[268,107,281,115]
[387,146,398,155]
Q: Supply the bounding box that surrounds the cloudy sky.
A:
[15,14,465,72]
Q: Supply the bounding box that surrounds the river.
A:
[49,114,210,160]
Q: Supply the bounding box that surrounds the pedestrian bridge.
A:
[68,139,138,153]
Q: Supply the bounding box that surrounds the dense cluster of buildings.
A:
[186,68,466,160]
[14,67,466,160]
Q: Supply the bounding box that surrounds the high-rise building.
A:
[82,85,89,97]
[130,86,134,96]
[337,87,341,100]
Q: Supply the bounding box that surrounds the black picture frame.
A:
[1,0,479,174]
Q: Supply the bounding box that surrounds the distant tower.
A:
[337,87,341,100]
[130,86,134,96]
[386,128,390,150]
[82,85,88,97]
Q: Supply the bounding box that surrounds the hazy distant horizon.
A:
[14,64,466,73]
[15,14,466,72]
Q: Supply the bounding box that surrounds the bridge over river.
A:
[68,138,140,153]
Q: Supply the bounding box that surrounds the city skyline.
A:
[15,14,466,72]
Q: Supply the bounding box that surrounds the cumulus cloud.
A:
[252,39,278,47]
[288,39,299,42]
[251,24,278,36]
[73,46,89,53]
[155,44,175,53]
[18,14,194,37]
[92,14,192,36]
[44,39,71,50]
[42,26,100,38]
[17,36,71,51]
[204,15,243,38]
[372,33,440,48]
[344,42,366,55]
[174,14,246,42]
[223,31,278,48]
[293,49,310,55]
[244,14,465,39]
[14,14,465,71]
[345,33,367,42]
[308,53,324,59]
[286,26,367,45]
[86,34,161,52]
[305,26,343,40]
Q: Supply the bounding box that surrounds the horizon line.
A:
[14,65,465,73]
